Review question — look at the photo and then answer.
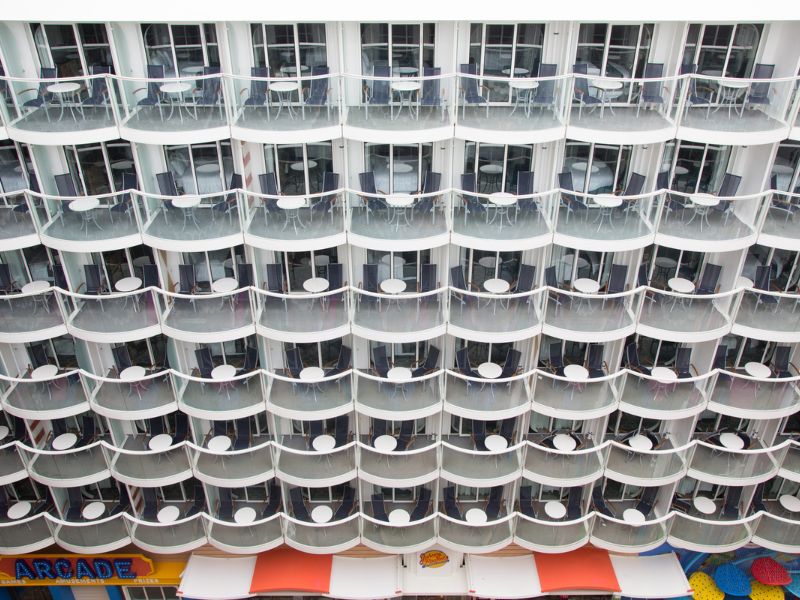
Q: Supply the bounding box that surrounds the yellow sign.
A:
[419,550,449,569]
[0,555,184,587]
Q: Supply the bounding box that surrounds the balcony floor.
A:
[12,106,115,132]
[125,106,227,132]
[43,209,137,243]
[620,379,704,414]
[532,378,616,414]
[458,105,562,132]
[640,298,727,333]
[606,443,685,481]
[195,438,273,481]
[93,376,174,414]
[568,106,673,132]
[0,208,37,240]
[164,296,251,334]
[524,440,603,481]
[556,208,651,241]
[762,208,800,241]
[545,299,632,334]
[72,297,158,334]
[277,434,354,481]
[181,379,264,414]
[710,376,798,413]
[446,378,528,413]
[259,297,347,334]
[0,295,63,334]
[735,294,800,332]
[350,208,447,241]
[690,442,776,480]
[5,379,86,414]
[248,207,343,242]
[356,376,440,414]
[450,297,540,334]
[354,298,441,333]
[682,106,785,134]
[452,207,550,239]
[359,438,438,480]
[30,445,107,480]
[0,448,27,479]
[346,105,450,131]
[442,435,519,481]
[146,207,240,242]
[658,209,753,242]
[269,378,352,414]
[234,106,339,131]
[114,436,190,480]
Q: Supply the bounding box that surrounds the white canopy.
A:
[467,555,542,599]
[610,554,691,599]
[328,557,402,600]
[177,555,257,600]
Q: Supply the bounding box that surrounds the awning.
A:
[249,547,332,594]
[534,548,621,593]
[610,554,691,599]
[177,555,257,600]
[467,555,542,599]
[329,557,402,599]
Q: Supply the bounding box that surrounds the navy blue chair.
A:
[443,486,461,519]
[22,67,57,114]
[461,173,487,225]
[519,486,536,518]
[243,66,270,118]
[683,63,713,119]
[311,172,339,223]
[420,67,445,119]
[82,65,112,117]
[136,65,165,118]
[559,171,588,223]
[745,63,775,110]
[637,63,665,116]
[365,65,391,119]
[530,63,558,113]
[334,486,356,520]
[410,487,431,520]
[459,63,489,118]
[592,485,615,518]
[572,63,602,118]
[358,171,387,223]
[305,66,331,118]
[258,173,281,223]
[289,487,311,522]
[371,493,389,521]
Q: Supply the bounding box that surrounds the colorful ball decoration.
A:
[750,580,785,600]
[751,558,792,587]
[690,571,725,600]
[714,563,752,597]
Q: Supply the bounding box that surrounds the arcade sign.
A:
[0,555,184,587]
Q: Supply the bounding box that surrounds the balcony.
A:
[733,289,800,342]
[688,439,785,485]
[284,513,360,554]
[24,442,109,487]
[66,290,161,343]
[351,288,446,342]
[677,73,793,145]
[4,73,118,144]
[440,439,521,486]
[655,193,763,252]
[229,72,341,142]
[361,514,437,553]
[255,288,349,343]
[448,288,543,341]
[357,441,439,487]
[53,513,131,553]
[243,190,346,252]
[2,371,89,420]
[343,72,453,142]
[267,372,352,420]
[90,371,177,419]
[760,192,800,248]
[177,372,265,420]
[591,511,668,552]
[206,514,283,554]
[0,442,29,486]
[109,436,193,487]
[161,290,254,343]
[707,372,800,419]
[604,440,689,486]
[514,513,592,552]
[751,512,800,552]
[0,192,40,250]
[453,72,569,144]
[543,289,637,342]
[348,192,450,249]
[354,371,442,420]
[779,442,800,482]
[275,435,356,487]
[138,191,243,251]
[619,372,708,419]
[637,289,732,343]
[523,439,605,487]
[568,73,678,144]
[530,371,619,420]
[35,192,141,252]
[444,372,530,420]
[0,513,54,553]
[193,438,274,487]
[0,287,67,342]
[451,190,553,249]
[128,513,207,553]
[117,73,229,143]
[667,513,753,552]
[438,514,513,553]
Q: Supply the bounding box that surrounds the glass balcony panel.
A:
[709,372,799,417]
[438,514,513,550]
[348,192,449,242]
[7,73,117,134]
[657,194,761,245]
[0,192,37,242]
[441,439,521,484]
[194,439,273,484]
[762,191,800,241]
[91,372,176,417]
[451,190,554,242]
[24,443,108,485]
[207,515,283,552]
[245,190,345,244]
[455,73,569,134]
[67,289,160,336]
[752,512,800,550]
[55,514,130,551]
[445,372,530,417]
[555,191,657,243]
[36,192,139,244]
[362,515,437,551]
[110,437,192,484]
[639,289,732,335]
[276,435,356,484]
[449,288,543,335]
[523,439,605,485]
[138,191,242,243]
[689,440,785,483]
[344,72,452,132]
[352,288,445,334]
[0,442,28,483]
[604,442,688,484]
[118,74,228,133]
[0,514,54,552]
[256,287,348,336]
[358,443,438,485]
[268,372,352,416]
[668,513,752,550]
[544,289,637,335]
[230,73,340,132]
[515,514,591,551]
[285,514,360,551]
[0,288,65,335]
[177,372,265,417]
[3,372,88,418]
[591,512,668,550]
[735,289,800,335]
[531,371,618,418]
[129,513,206,551]
[779,443,800,480]
[620,372,708,417]
[355,371,442,417]
[161,289,252,337]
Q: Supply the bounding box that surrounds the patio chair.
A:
[712,173,741,225]
[636,63,666,117]
[572,63,602,118]
[530,63,558,113]
[305,66,331,119]
[285,347,303,389]
[55,173,79,197]
[81,65,112,118]
[420,66,446,120]
[141,488,158,521]
[77,416,96,447]
[235,346,259,383]
[499,418,516,443]
[586,344,607,378]
[135,65,166,118]
[258,173,281,224]
[211,173,241,224]
[558,171,588,223]
[455,347,479,394]
[112,345,133,375]
[459,63,490,119]
[621,172,646,220]
[334,486,356,520]
[412,345,440,378]
[443,486,462,519]
[545,265,572,315]
[372,344,391,380]
[111,482,132,516]
[496,348,522,382]
[217,488,234,521]
[263,484,282,518]
[195,68,223,116]
[603,264,628,304]
[289,488,311,522]
[334,415,349,448]
[512,264,537,305]
[0,263,19,295]
[414,171,442,224]
[752,265,779,312]
[371,493,389,521]
[396,420,416,451]
[416,263,438,309]
[474,420,488,450]
[410,487,431,520]
[325,262,345,307]
[311,172,339,223]
[450,265,478,313]
[65,487,84,521]
[637,264,659,306]
[695,263,722,294]
[745,63,775,111]
[566,487,583,520]
[358,171,387,224]
[519,486,536,518]
[750,483,767,514]
[185,481,206,517]
[28,342,50,369]
[242,66,270,119]
[371,418,388,445]
[592,485,615,518]
[713,344,732,386]
[173,413,188,442]
[675,347,697,379]
[635,486,658,518]
[515,170,539,222]
[21,67,57,116]
[485,487,503,520]
[324,344,351,379]
[174,264,197,311]
[772,346,797,378]
[194,347,214,379]
[682,63,714,119]
[82,264,107,297]
[109,172,137,224]
[625,342,652,376]
[364,65,391,120]
[357,263,380,310]
[721,487,742,520]
[460,172,487,225]
[232,416,252,449]
[155,171,179,223]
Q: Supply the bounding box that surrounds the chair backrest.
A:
[372,345,390,376]
[285,347,303,377]
[461,173,477,194]
[147,416,165,436]
[534,63,557,102]
[635,486,659,517]
[718,173,742,197]
[486,486,503,518]
[754,265,772,291]
[363,263,378,293]
[198,66,221,104]
[371,493,389,521]
[321,171,339,202]
[675,347,692,376]
[558,171,580,205]
[55,174,79,197]
[500,417,515,441]
[112,345,133,371]
[713,344,728,370]
[28,343,49,368]
[289,487,311,521]
[174,412,188,441]
[0,264,12,289]
[459,63,481,99]
[443,486,460,518]
[420,263,437,293]
[566,487,582,519]
[641,63,664,98]
[549,342,563,369]
[334,415,349,447]
[84,264,104,294]
[372,418,388,441]
[637,263,649,287]
[178,264,195,294]
[359,172,377,195]
[606,264,628,294]
[336,345,352,370]
[624,172,646,196]
[156,172,178,196]
[697,263,722,294]
[592,486,614,517]
[194,347,214,378]
[243,346,259,371]
[237,263,254,288]
[516,264,536,292]
[450,265,468,290]
[587,344,604,370]
[455,347,472,374]
[423,345,440,370]
[371,65,391,103]
[421,66,441,104]
[517,171,534,196]
[573,63,591,96]
[259,173,279,196]
[774,346,791,374]
[722,486,743,519]
[625,342,641,368]
[656,171,670,190]
[146,64,165,100]
[88,65,111,102]
[411,487,431,520]
[265,263,284,293]
[141,264,159,288]
[307,66,329,104]
[327,263,343,290]
[422,171,442,195]
[500,348,521,378]
[749,63,774,99]
[544,265,558,288]
[250,66,269,102]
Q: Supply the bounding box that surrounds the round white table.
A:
[483,278,510,294]
[389,508,411,524]
[69,197,102,233]
[211,364,236,380]
[484,434,508,451]
[159,82,194,121]
[594,194,623,208]
[7,501,32,520]
[207,435,232,452]
[272,81,302,119]
[212,277,238,294]
[311,505,333,523]
[82,501,106,521]
[488,193,516,230]
[291,160,316,172]
[300,366,324,381]
[589,79,623,117]
[374,434,398,452]
[312,434,336,452]
[172,197,200,210]
[668,277,695,294]
[0,425,9,441]
[277,197,305,210]
[115,277,142,292]
[553,433,577,451]
[544,501,567,519]
[737,276,754,289]
[276,197,306,233]
[380,278,406,294]
[111,160,134,171]
[673,166,689,176]
[509,79,540,116]
[622,508,646,524]
[479,164,503,175]
[391,81,421,120]
[387,193,415,229]
[719,432,745,450]
[52,432,78,450]
[465,508,488,523]
[393,163,414,174]
[478,362,502,379]
[195,163,220,175]
[388,367,411,381]
[779,494,800,513]
[234,506,257,524]
[395,67,418,76]
[31,364,58,380]
[745,362,772,379]
[148,433,173,451]
[157,505,181,523]
[120,365,146,381]
[478,256,497,270]
[502,67,530,76]
[47,82,82,121]
[628,434,654,451]
[303,277,329,293]
[572,161,600,174]
[654,256,678,280]
[651,366,678,383]
[22,280,50,294]
[573,278,600,294]
[693,496,717,515]
[564,364,589,382]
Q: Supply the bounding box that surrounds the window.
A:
[141,23,219,78]
[463,142,535,194]
[203,334,258,370]
[681,23,763,78]
[30,23,114,77]
[771,142,800,194]
[364,248,431,288]
[457,247,521,289]
[287,338,342,369]
[549,244,616,286]
[180,245,242,291]
[364,143,432,194]
[64,141,136,196]
[0,141,32,193]
[276,246,339,291]
[360,23,435,76]
[251,23,327,73]
[368,339,429,368]
[745,244,800,292]
[124,587,179,600]
[661,141,733,194]
[454,338,515,368]
[605,411,661,436]
[264,142,333,196]
[563,141,632,194]
[164,141,233,195]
